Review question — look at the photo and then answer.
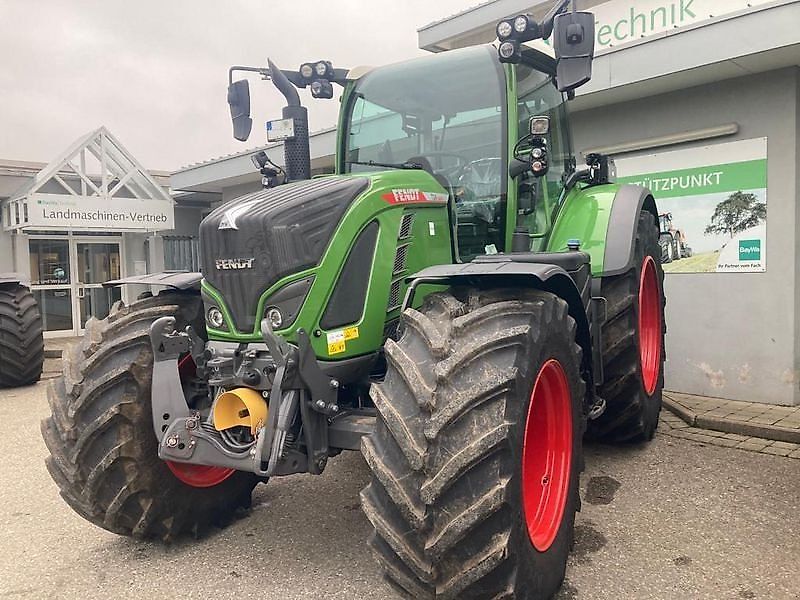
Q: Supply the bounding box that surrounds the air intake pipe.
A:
[267,59,311,182]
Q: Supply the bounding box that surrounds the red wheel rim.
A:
[165,461,235,488]
[638,256,662,395]
[521,359,573,552]
[164,355,235,488]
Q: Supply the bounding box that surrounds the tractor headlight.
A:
[310,79,333,99]
[265,307,283,330]
[499,41,518,60]
[300,63,314,80]
[496,20,513,39]
[315,61,329,77]
[514,15,529,33]
[207,307,225,329]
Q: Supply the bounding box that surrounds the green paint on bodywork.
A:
[205,170,453,361]
[546,183,621,276]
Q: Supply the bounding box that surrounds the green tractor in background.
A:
[42,2,665,598]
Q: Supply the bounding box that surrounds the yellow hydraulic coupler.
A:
[212,388,268,435]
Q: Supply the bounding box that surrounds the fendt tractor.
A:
[42,3,665,598]
[0,274,43,388]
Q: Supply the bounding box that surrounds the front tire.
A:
[41,292,258,541]
[0,283,43,387]
[361,288,585,599]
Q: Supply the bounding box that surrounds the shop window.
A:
[29,239,70,286]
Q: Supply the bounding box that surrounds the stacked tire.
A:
[0,281,43,388]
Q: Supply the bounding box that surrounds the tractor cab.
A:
[339,45,573,260]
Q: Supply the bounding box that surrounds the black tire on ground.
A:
[659,234,673,263]
[361,288,585,599]
[589,210,666,442]
[672,238,681,261]
[0,283,44,388]
[41,291,259,541]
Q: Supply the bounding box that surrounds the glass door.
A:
[29,238,74,335]
[75,241,122,331]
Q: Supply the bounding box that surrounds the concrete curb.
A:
[663,396,800,444]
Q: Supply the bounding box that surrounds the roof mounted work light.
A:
[496,0,574,64]
[298,60,335,98]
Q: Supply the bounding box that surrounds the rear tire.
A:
[361,288,585,599]
[41,292,258,541]
[0,283,43,388]
[589,210,666,442]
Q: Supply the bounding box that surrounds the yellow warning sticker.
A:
[326,330,346,355]
[344,326,360,341]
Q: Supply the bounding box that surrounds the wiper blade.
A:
[346,160,423,170]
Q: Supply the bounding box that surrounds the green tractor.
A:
[42,3,665,598]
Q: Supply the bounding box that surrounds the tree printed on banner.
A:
[704,191,766,239]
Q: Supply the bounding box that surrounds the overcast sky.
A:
[0,0,475,171]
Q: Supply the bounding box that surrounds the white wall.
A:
[571,67,800,404]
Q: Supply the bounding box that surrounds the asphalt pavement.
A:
[1,382,798,599]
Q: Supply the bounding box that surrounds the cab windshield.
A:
[342,46,507,257]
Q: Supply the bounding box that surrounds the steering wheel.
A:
[415,151,471,178]
[457,157,503,201]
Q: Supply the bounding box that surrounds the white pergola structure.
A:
[3,126,173,232]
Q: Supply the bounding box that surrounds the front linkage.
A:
[150,316,341,478]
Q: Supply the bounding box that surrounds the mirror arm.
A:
[540,0,572,40]
[228,65,270,85]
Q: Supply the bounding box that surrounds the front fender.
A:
[548,184,657,277]
[404,260,592,380]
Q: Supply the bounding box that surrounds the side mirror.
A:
[227,79,253,142]
[553,11,595,93]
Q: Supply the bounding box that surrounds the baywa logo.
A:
[215,258,255,270]
[738,240,761,262]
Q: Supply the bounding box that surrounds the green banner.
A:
[617,158,767,198]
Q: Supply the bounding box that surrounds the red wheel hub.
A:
[164,355,235,488]
[521,359,573,552]
[638,256,662,395]
[165,461,235,488]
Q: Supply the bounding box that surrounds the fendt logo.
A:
[215,258,255,270]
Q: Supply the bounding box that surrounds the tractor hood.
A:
[200,176,370,333]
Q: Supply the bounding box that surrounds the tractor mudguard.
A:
[103,271,203,290]
[602,184,658,277]
[404,259,592,378]
[548,183,657,277]
[0,273,29,286]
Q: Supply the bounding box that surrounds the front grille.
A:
[393,244,409,276]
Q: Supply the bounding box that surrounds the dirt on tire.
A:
[0,283,43,388]
[589,210,666,442]
[41,291,259,541]
[361,287,585,599]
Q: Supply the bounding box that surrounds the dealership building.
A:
[1,0,799,406]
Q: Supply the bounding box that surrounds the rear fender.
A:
[548,184,657,277]
[0,273,29,287]
[404,261,593,384]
